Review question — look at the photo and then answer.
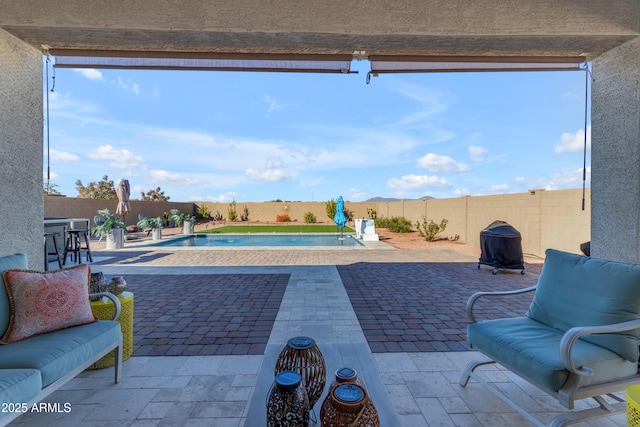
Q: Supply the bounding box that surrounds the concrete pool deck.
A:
[8,238,625,426]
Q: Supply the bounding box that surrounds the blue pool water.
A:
[148,233,363,247]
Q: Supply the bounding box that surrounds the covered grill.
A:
[478,220,525,275]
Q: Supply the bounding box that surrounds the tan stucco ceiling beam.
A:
[20,28,635,62]
[1,1,638,62]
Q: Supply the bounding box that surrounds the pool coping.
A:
[115,233,394,251]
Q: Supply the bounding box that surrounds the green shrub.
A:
[196,204,211,220]
[304,212,317,224]
[416,217,449,241]
[375,216,412,233]
[240,204,249,221]
[304,212,316,224]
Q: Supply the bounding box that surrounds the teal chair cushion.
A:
[468,317,639,392]
[0,321,121,387]
[0,253,28,337]
[526,249,640,362]
[0,369,41,413]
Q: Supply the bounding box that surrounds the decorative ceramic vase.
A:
[320,384,379,427]
[267,371,310,427]
[89,271,108,300]
[107,276,127,295]
[274,336,326,409]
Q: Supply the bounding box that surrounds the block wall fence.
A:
[45,188,590,258]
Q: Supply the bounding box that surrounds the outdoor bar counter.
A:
[44,217,91,261]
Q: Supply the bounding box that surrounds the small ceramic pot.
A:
[107,276,127,295]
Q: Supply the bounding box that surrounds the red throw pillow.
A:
[1,264,96,344]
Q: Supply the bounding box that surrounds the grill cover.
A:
[479,220,524,273]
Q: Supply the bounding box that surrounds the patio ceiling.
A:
[0,0,638,69]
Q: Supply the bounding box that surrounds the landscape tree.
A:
[140,187,170,202]
[43,181,64,196]
[325,198,337,221]
[227,200,238,221]
[75,175,117,199]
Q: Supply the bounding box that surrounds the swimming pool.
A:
[146,233,364,247]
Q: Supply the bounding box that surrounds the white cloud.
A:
[489,184,509,192]
[378,82,455,145]
[245,168,290,182]
[453,187,470,196]
[536,167,591,190]
[345,187,370,201]
[555,125,591,153]
[205,192,239,203]
[130,119,443,178]
[416,153,470,173]
[149,169,201,186]
[387,174,450,190]
[469,145,488,162]
[73,68,103,81]
[87,145,143,169]
[43,171,59,180]
[114,76,140,95]
[49,148,80,162]
[393,83,448,117]
[264,95,283,113]
[515,176,526,183]
[265,158,286,169]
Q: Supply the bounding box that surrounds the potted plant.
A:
[169,209,196,234]
[137,216,163,240]
[92,208,125,249]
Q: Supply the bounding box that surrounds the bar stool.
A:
[43,232,63,271]
[63,228,93,265]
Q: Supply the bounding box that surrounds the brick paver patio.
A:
[125,273,289,356]
[91,245,541,357]
[338,261,537,352]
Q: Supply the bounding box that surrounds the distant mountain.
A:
[365,196,434,202]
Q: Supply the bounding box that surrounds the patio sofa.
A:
[0,253,123,426]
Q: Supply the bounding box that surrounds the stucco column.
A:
[591,36,640,263]
[0,29,43,268]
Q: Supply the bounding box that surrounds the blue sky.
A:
[45,59,590,203]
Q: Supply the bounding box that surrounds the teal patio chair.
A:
[460,249,640,427]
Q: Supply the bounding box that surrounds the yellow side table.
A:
[90,291,134,369]
[628,385,640,426]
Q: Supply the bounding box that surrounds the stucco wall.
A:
[373,189,590,257]
[0,29,42,268]
[46,188,590,258]
[592,36,640,263]
[540,189,591,254]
